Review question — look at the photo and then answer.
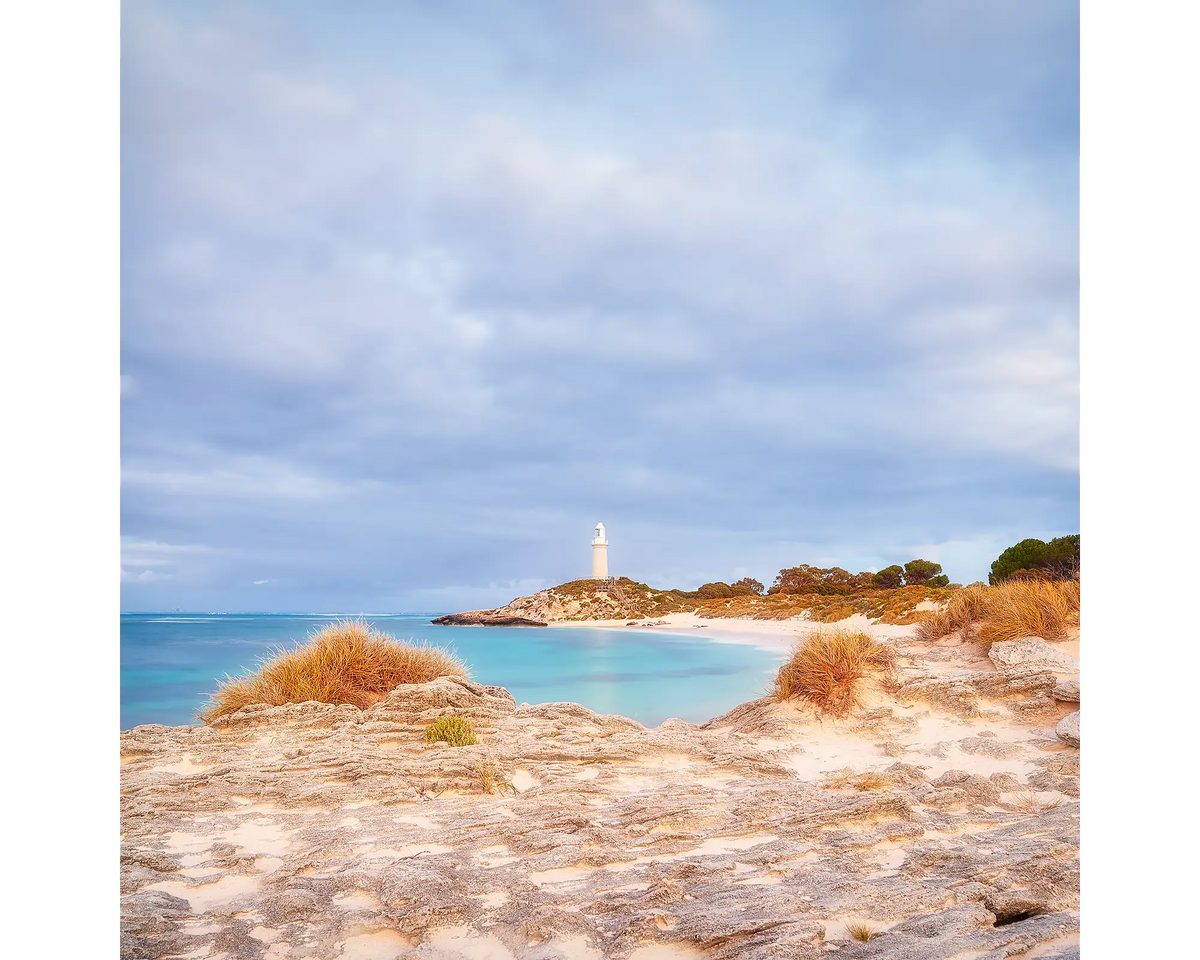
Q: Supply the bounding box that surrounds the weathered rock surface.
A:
[894,666,1060,719]
[122,669,1079,960]
[988,637,1080,674]
[1056,710,1080,748]
[1053,678,1080,702]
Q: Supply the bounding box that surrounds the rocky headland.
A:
[427,579,952,628]
[121,626,1080,960]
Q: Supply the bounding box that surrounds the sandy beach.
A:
[552,611,925,654]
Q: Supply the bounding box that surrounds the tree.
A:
[772,565,823,594]
[772,565,869,596]
[872,565,905,589]
[1043,534,1081,580]
[903,559,948,587]
[988,539,1047,584]
[695,582,734,599]
[989,535,1080,584]
[732,577,764,596]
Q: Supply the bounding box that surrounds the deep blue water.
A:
[120,614,784,730]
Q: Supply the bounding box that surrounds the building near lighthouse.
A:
[591,522,609,579]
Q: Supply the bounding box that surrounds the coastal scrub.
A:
[198,619,467,722]
[916,580,1079,648]
[772,629,894,717]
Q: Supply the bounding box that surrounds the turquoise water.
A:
[120,614,784,730]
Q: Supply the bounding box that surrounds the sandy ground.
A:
[552,612,919,654]
[555,612,1081,667]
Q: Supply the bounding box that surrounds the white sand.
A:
[552,612,919,653]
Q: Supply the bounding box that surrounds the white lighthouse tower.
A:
[591,522,609,580]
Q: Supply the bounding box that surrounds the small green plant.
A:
[846,921,878,942]
[424,715,478,747]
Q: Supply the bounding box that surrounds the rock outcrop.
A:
[430,578,686,625]
[988,637,1080,673]
[1056,710,1081,748]
[429,611,547,627]
[122,671,1079,959]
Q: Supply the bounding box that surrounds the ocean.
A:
[120,614,785,730]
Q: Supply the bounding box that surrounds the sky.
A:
[120,0,1079,613]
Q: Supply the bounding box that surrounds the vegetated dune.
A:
[122,614,1080,960]
[434,579,958,626]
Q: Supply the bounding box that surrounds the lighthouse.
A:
[591,522,609,580]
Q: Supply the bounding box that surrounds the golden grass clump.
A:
[772,629,895,717]
[198,619,468,723]
[916,580,1080,649]
[915,583,987,641]
[977,579,1080,648]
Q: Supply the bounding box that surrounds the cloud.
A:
[120,1,1078,612]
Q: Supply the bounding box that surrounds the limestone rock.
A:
[895,667,1058,719]
[933,769,1002,804]
[430,610,547,627]
[121,677,1079,960]
[959,736,1025,760]
[1053,678,1080,702]
[372,676,517,724]
[1056,710,1080,748]
[988,637,1080,674]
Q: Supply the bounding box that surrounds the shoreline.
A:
[551,611,922,654]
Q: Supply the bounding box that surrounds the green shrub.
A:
[424,716,478,746]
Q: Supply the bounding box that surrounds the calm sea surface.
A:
[120,614,784,730]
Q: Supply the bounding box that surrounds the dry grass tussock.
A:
[846,921,879,942]
[823,769,891,792]
[199,619,468,722]
[772,629,895,717]
[475,749,515,794]
[1012,790,1064,814]
[916,580,1079,649]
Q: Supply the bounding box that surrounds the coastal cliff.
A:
[121,628,1080,960]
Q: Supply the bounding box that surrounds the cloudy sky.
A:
[120,0,1078,613]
